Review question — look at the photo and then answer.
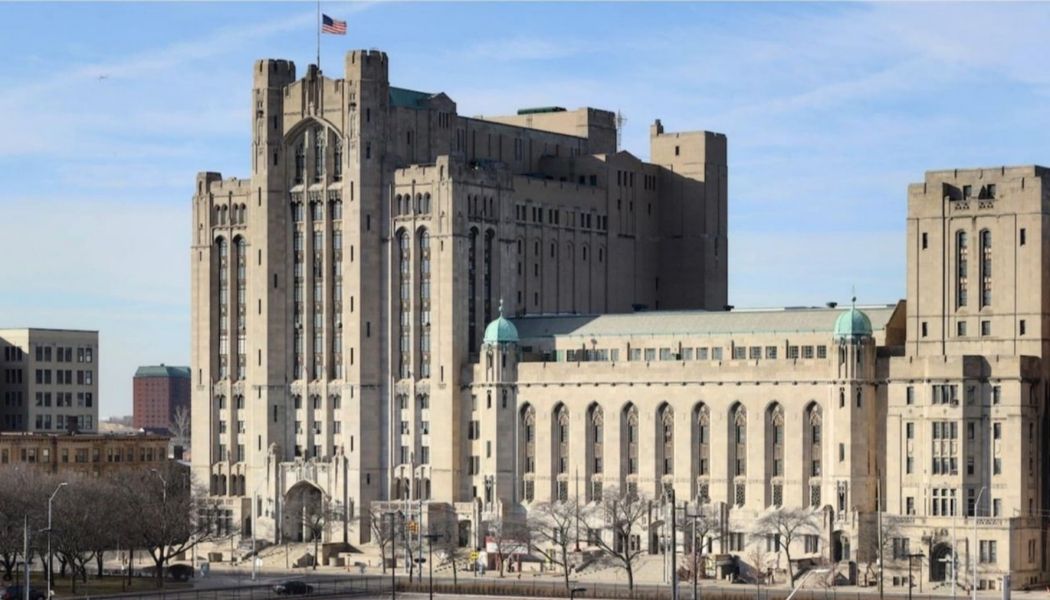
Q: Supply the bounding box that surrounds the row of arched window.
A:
[395,192,431,216]
[214,236,248,380]
[396,227,432,380]
[292,125,343,184]
[518,400,825,507]
[215,204,247,226]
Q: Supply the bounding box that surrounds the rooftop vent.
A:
[517,106,567,115]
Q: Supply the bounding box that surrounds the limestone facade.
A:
[190,50,727,546]
[190,49,1050,589]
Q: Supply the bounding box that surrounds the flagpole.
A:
[316,0,321,70]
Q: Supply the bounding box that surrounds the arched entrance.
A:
[930,543,952,583]
[283,481,325,543]
[832,532,850,562]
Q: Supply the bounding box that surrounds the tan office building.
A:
[191,49,1048,588]
[0,328,99,434]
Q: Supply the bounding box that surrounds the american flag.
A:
[322,14,346,35]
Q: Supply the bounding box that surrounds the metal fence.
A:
[74,573,990,600]
[77,575,390,600]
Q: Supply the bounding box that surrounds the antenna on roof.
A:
[616,111,627,151]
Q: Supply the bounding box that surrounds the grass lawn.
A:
[2,573,191,598]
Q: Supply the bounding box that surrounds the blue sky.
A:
[2,2,1050,417]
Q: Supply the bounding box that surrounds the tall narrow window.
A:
[235,237,247,380]
[397,230,410,379]
[293,229,304,380]
[695,404,710,502]
[418,229,431,378]
[587,404,604,501]
[623,404,639,497]
[980,229,992,307]
[804,403,822,506]
[658,404,674,480]
[730,403,747,489]
[957,230,968,308]
[294,142,305,184]
[333,136,343,181]
[468,228,479,353]
[216,238,229,380]
[484,230,494,325]
[313,126,325,182]
[553,404,569,501]
[312,229,324,380]
[521,405,536,502]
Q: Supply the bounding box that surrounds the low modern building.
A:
[0,328,99,433]
[0,431,170,476]
[133,364,191,431]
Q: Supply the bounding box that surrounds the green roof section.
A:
[389,87,434,109]
[833,305,874,341]
[134,365,191,379]
[517,106,566,115]
[484,301,519,345]
[510,304,897,340]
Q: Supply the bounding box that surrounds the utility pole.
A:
[23,515,29,600]
[877,476,883,600]
[671,488,678,600]
[47,481,68,600]
[973,487,985,600]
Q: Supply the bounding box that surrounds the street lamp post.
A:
[908,553,926,600]
[423,532,442,600]
[150,468,168,502]
[972,487,985,600]
[47,482,68,600]
[684,500,708,600]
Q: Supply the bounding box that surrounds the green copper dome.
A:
[484,301,519,345]
[833,305,873,340]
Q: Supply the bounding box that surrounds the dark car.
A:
[167,563,194,581]
[272,580,314,595]
[3,586,46,600]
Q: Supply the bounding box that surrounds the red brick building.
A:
[132,365,190,431]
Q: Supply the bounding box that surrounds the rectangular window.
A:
[957,321,967,337]
[981,320,991,337]
[906,386,915,405]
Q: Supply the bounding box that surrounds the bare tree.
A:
[52,476,113,593]
[170,405,191,452]
[485,515,528,578]
[682,504,721,583]
[0,469,47,582]
[751,506,820,585]
[118,463,230,588]
[368,505,397,574]
[301,495,344,570]
[583,487,650,593]
[433,516,468,590]
[527,500,579,590]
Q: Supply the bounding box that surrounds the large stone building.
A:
[0,328,99,433]
[191,50,1048,589]
[190,50,726,545]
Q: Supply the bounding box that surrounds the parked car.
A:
[272,580,314,595]
[3,586,46,600]
[167,563,194,581]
